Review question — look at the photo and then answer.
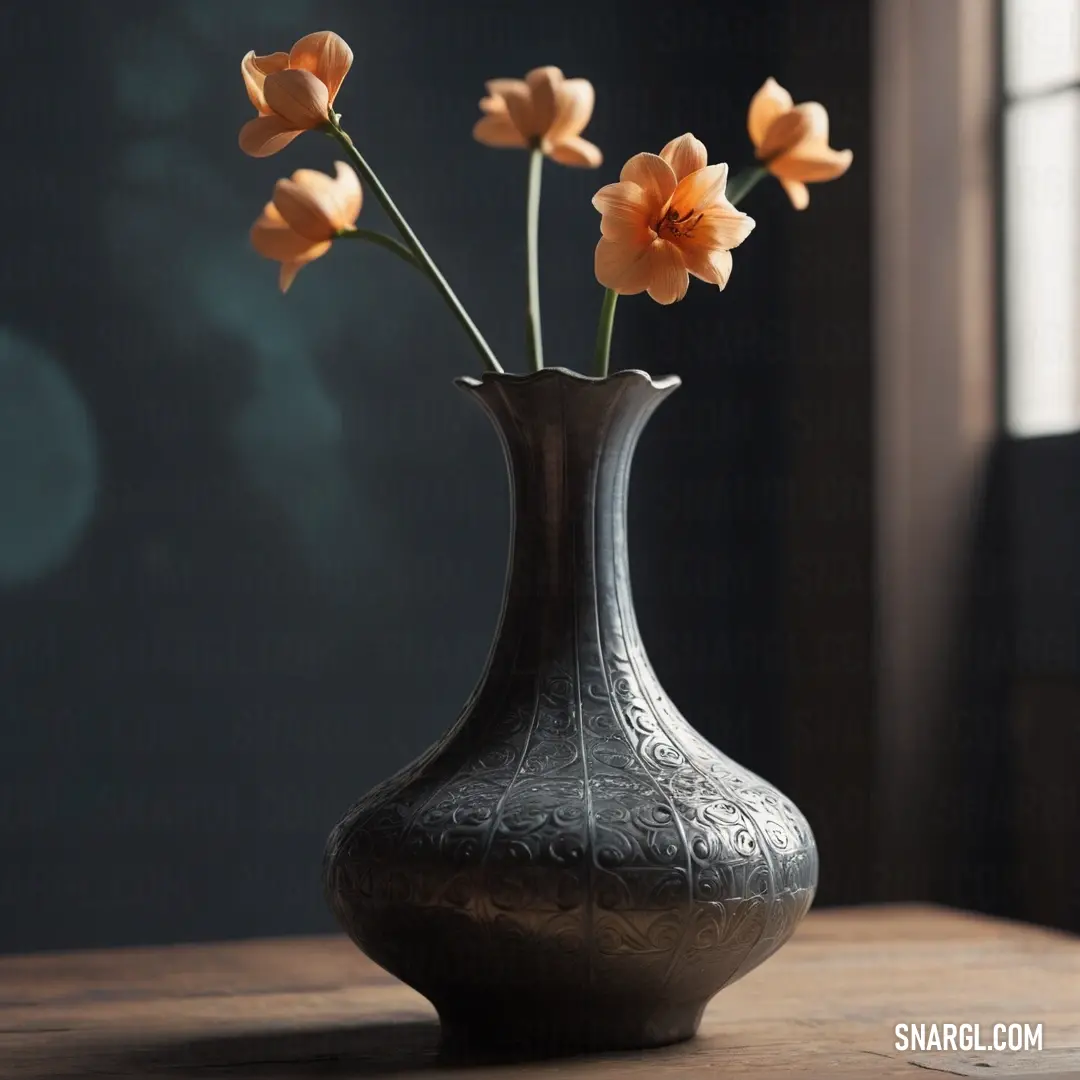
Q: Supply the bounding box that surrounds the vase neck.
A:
[458,369,679,670]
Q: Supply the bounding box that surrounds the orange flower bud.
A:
[250,163,362,292]
[473,66,602,168]
[238,31,353,158]
[747,78,853,210]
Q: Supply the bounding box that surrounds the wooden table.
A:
[2,905,1078,1079]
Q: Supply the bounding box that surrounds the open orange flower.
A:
[473,66,602,167]
[592,134,755,305]
[747,78,853,210]
[250,162,361,292]
[239,31,353,158]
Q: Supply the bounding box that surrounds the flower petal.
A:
[278,161,362,236]
[755,101,852,182]
[279,245,330,293]
[662,176,751,283]
[792,101,830,142]
[769,145,853,183]
[681,244,733,288]
[242,50,289,114]
[672,163,730,212]
[755,109,811,161]
[595,236,688,303]
[238,114,303,157]
[694,205,756,251]
[273,175,338,242]
[486,79,534,138]
[329,160,362,227]
[643,240,690,305]
[547,135,603,168]
[592,181,653,241]
[478,94,509,115]
[547,78,595,142]
[670,164,756,250]
[525,66,563,136]
[289,31,353,104]
[780,178,810,209]
[595,237,656,295]
[486,78,528,97]
[747,76,794,149]
[619,153,677,214]
[250,202,323,262]
[473,112,529,147]
[280,262,302,293]
[659,133,707,182]
[263,68,330,129]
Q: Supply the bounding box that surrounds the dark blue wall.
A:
[0,0,870,951]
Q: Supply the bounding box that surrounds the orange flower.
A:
[239,31,353,158]
[747,78,853,210]
[591,134,755,305]
[473,66,602,168]
[250,162,362,292]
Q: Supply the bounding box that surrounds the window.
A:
[1003,0,1080,437]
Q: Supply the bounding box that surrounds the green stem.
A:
[335,228,425,272]
[525,146,545,372]
[593,288,619,378]
[726,165,767,207]
[326,119,503,374]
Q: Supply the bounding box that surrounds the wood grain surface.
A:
[1,905,1077,1079]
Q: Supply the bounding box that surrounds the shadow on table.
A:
[100,1017,638,1076]
[108,1020,444,1076]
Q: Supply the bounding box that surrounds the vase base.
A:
[436,996,706,1057]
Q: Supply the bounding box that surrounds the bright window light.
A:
[1005,0,1080,94]
[1003,0,1080,437]
[1004,91,1080,436]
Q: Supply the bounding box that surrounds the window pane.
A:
[1005,90,1080,436]
[1005,0,1080,96]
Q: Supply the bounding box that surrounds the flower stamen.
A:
[658,206,703,238]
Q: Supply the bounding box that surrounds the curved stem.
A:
[326,119,503,374]
[335,227,425,272]
[593,288,619,378]
[726,165,767,206]
[525,146,544,372]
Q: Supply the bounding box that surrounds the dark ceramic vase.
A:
[323,368,817,1055]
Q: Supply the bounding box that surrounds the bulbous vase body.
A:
[323,368,817,1054]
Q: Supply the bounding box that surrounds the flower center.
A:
[657,205,703,240]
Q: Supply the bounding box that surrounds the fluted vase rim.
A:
[455,367,682,392]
